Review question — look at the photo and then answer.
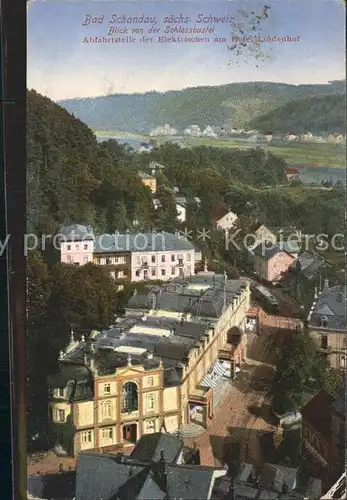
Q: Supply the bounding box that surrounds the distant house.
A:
[149,124,177,136]
[253,242,295,283]
[300,132,313,141]
[202,126,217,138]
[138,171,157,194]
[285,167,300,181]
[139,142,155,153]
[149,161,166,176]
[263,132,273,142]
[282,251,325,302]
[175,196,187,223]
[184,125,202,137]
[286,132,298,141]
[212,206,238,231]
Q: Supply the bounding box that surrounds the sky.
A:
[27,0,346,100]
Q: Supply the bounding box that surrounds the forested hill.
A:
[248,94,346,134]
[27,89,289,237]
[27,89,155,235]
[57,80,345,133]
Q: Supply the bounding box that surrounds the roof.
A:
[130,433,183,463]
[212,205,230,222]
[58,224,95,241]
[301,390,336,437]
[260,463,298,493]
[47,363,91,389]
[138,171,155,180]
[75,438,225,500]
[308,284,347,331]
[253,242,293,260]
[93,232,196,254]
[285,168,300,175]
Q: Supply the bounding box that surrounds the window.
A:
[146,394,155,410]
[171,254,175,262]
[187,254,191,261]
[171,267,176,276]
[151,268,156,277]
[343,336,347,347]
[81,431,92,443]
[117,271,124,279]
[136,256,141,265]
[144,420,155,433]
[102,401,112,419]
[74,262,80,266]
[161,269,166,276]
[83,256,88,264]
[57,409,65,422]
[110,271,116,279]
[151,255,156,263]
[144,270,148,280]
[102,427,113,440]
[321,336,328,349]
[161,255,165,263]
[67,244,71,251]
[122,382,138,412]
[67,256,73,263]
[187,265,191,275]
[117,285,124,292]
[57,388,64,397]
[136,269,141,277]
[100,258,106,265]
[76,244,79,250]
[147,376,154,387]
[106,257,112,265]
[340,356,346,368]
[104,383,111,395]
[84,244,88,250]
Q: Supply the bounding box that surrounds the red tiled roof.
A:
[285,168,300,175]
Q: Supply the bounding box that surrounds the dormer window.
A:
[84,244,88,250]
[67,244,71,251]
[321,316,328,327]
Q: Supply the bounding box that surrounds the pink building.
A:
[253,242,295,283]
[59,224,95,266]
[58,226,196,283]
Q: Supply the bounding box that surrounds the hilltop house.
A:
[306,281,347,371]
[149,161,166,176]
[138,171,157,194]
[59,225,199,283]
[212,206,238,231]
[47,273,251,456]
[253,242,296,284]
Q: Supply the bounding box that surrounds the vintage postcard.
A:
[26,1,345,499]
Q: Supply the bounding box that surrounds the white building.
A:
[149,124,177,136]
[202,126,217,138]
[184,125,202,137]
[215,210,238,231]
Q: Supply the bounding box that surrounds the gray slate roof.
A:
[76,434,223,500]
[58,224,95,241]
[130,433,183,463]
[94,232,196,253]
[308,284,347,331]
[253,242,287,259]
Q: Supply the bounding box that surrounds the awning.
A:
[200,374,219,389]
[213,360,228,377]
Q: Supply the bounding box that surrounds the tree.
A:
[272,328,329,414]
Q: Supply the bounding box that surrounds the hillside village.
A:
[26,90,346,500]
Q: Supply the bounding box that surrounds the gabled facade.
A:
[307,281,347,371]
[253,242,295,283]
